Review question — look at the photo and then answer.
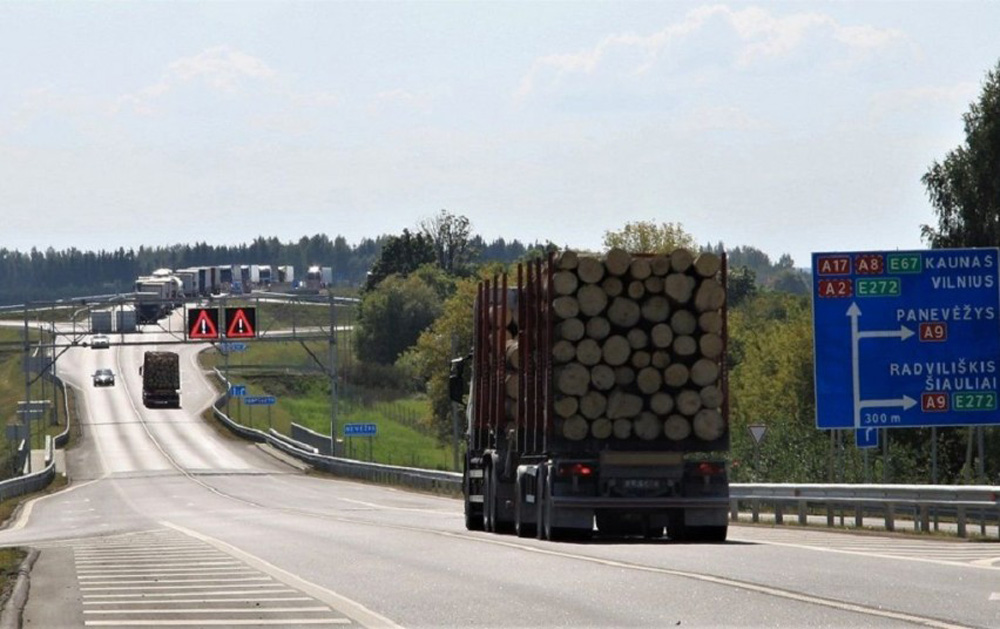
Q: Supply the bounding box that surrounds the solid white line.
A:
[85,607,331,614]
[728,533,1000,572]
[85,620,349,626]
[445,531,971,629]
[84,597,312,605]
[990,593,999,601]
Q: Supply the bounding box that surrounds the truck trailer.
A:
[452,249,730,542]
[140,351,180,408]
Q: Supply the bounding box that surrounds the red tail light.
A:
[695,462,724,476]
[557,463,594,477]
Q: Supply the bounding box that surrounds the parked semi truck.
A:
[140,351,180,408]
[452,249,730,542]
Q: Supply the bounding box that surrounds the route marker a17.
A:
[812,248,1000,431]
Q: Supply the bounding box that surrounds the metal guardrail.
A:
[209,369,1000,539]
[730,483,1000,538]
[0,370,68,504]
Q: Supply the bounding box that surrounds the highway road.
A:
[0,316,998,627]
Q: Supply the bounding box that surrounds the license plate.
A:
[622,479,662,490]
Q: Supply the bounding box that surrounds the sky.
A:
[1,1,998,268]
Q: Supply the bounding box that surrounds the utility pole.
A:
[329,291,338,457]
[23,304,31,472]
[450,335,461,472]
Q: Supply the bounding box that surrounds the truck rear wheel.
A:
[514,488,535,538]
[464,495,483,531]
[687,525,727,542]
[668,522,727,543]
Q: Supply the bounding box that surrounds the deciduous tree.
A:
[922,59,1000,247]
[602,221,697,253]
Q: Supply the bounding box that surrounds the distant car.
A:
[92,368,115,387]
[91,335,110,349]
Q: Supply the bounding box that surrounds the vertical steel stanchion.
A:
[882,428,890,483]
[24,305,31,471]
[329,292,338,457]
[451,335,461,472]
[931,427,938,484]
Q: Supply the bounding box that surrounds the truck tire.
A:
[483,464,495,532]
[541,473,592,542]
[514,479,535,538]
[490,465,515,535]
[687,525,727,543]
[464,495,483,531]
[668,521,727,543]
[535,469,547,541]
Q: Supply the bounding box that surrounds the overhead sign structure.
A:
[188,308,220,340]
[812,248,1000,430]
[243,395,275,406]
[17,400,50,421]
[225,307,257,339]
[344,423,377,437]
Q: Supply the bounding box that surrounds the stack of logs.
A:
[530,248,727,443]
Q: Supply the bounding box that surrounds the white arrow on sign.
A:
[748,424,767,445]
[847,303,916,429]
[859,396,918,411]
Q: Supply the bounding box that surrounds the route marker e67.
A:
[811,248,1000,430]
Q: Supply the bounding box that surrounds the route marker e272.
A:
[812,248,1000,430]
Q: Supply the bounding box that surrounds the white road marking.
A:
[162,521,403,629]
[84,607,331,614]
[81,583,290,592]
[81,578,272,590]
[990,592,999,601]
[83,597,312,605]
[85,620,349,626]
[728,530,1000,571]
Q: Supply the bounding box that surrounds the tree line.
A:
[0,227,540,306]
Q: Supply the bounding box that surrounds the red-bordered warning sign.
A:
[187,308,220,340]
[225,307,257,338]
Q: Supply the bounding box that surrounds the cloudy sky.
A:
[1,1,997,267]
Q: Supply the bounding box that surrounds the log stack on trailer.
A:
[457,248,730,542]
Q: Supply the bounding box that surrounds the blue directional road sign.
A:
[855,428,880,449]
[344,423,377,437]
[243,395,276,406]
[229,385,247,397]
[812,248,1000,430]
[221,342,248,353]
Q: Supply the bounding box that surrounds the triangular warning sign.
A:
[748,424,767,445]
[226,308,256,338]
[188,309,219,339]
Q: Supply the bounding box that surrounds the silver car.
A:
[91,335,111,349]
[92,368,115,387]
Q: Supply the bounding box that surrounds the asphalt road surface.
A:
[0,318,998,628]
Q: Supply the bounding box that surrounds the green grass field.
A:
[0,329,67,462]
[200,340,456,471]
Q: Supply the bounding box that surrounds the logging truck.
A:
[450,248,730,541]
